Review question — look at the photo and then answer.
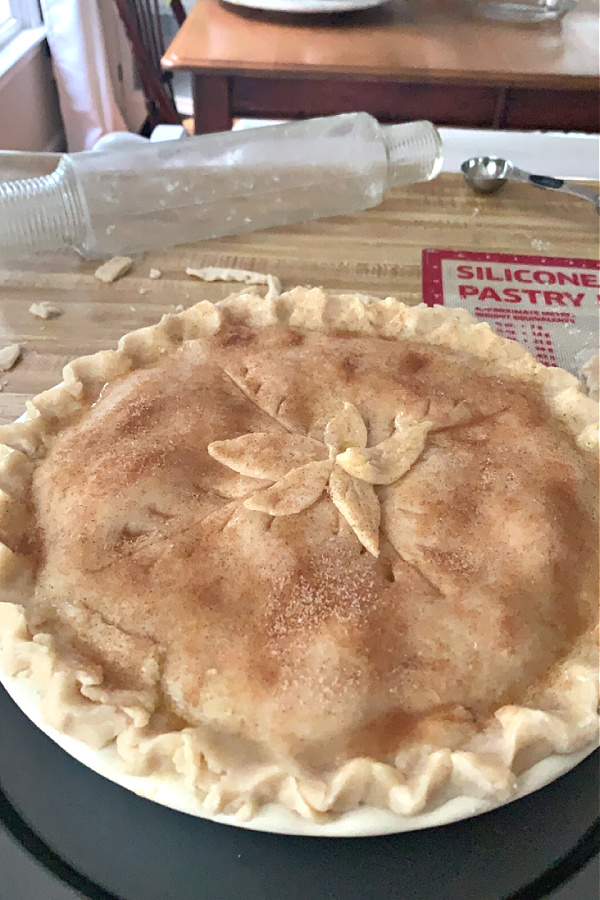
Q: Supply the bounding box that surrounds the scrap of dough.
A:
[0,344,21,372]
[186,266,281,299]
[581,354,599,402]
[28,302,62,320]
[149,269,162,280]
[94,257,133,284]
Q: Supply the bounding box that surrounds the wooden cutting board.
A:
[0,154,598,425]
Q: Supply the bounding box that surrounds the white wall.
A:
[0,40,64,151]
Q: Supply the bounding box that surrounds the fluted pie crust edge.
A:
[0,287,598,824]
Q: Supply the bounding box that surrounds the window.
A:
[0,1,19,50]
[0,0,41,50]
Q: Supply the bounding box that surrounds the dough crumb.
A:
[149,268,162,280]
[580,354,599,402]
[174,304,185,312]
[0,344,21,372]
[139,288,148,295]
[186,266,279,290]
[28,301,63,320]
[94,256,133,283]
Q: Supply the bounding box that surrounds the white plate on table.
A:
[223,0,390,14]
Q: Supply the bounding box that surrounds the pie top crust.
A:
[0,288,598,822]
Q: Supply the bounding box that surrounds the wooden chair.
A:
[112,0,187,128]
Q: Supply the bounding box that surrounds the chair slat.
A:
[111,0,185,127]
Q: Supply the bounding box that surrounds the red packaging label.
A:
[422,249,599,374]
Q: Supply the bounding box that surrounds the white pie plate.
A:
[223,0,389,14]
[0,664,596,837]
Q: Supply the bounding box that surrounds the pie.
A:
[0,288,598,822]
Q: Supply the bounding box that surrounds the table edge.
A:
[162,53,600,92]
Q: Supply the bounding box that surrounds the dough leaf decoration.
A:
[209,403,430,556]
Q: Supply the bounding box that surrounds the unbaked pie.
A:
[0,288,598,821]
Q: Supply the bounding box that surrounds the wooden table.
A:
[0,151,598,425]
[162,0,599,134]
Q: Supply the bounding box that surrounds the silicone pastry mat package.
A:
[422,249,599,374]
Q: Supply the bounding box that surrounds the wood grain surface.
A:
[163,0,599,89]
[0,153,598,425]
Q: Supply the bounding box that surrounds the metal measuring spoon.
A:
[461,156,600,213]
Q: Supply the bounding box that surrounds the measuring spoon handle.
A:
[509,166,600,213]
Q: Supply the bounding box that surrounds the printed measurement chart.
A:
[422,250,599,375]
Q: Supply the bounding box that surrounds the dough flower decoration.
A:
[208,402,431,557]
